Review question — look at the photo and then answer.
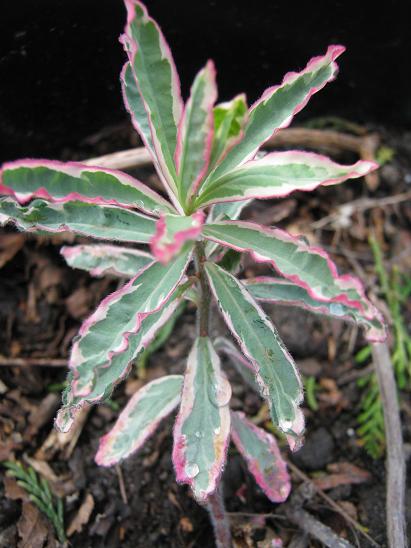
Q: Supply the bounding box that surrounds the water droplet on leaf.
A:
[208,375,232,407]
[185,463,199,478]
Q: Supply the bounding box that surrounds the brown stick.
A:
[286,460,379,547]
[372,342,407,548]
[84,146,152,170]
[286,508,354,548]
[311,190,411,230]
[284,483,354,548]
[0,356,67,367]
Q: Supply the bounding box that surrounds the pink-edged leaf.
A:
[203,220,384,328]
[0,159,174,216]
[150,211,205,263]
[196,151,377,207]
[55,246,192,433]
[244,276,386,342]
[0,198,156,243]
[231,411,291,502]
[175,60,217,204]
[216,338,303,450]
[122,0,182,195]
[205,199,252,258]
[61,244,153,278]
[70,249,191,397]
[204,262,304,448]
[216,337,303,454]
[96,375,183,466]
[173,337,231,501]
[56,284,187,433]
[207,45,345,182]
[121,61,183,213]
[121,62,156,162]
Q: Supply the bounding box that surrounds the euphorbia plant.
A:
[0,1,386,544]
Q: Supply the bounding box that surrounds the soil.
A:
[0,121,410,547]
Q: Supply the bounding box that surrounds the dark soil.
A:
[1,121,411,547]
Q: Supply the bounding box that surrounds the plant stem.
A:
[194,242,232,547]
[194,241,211,338]
[206,487,233,548]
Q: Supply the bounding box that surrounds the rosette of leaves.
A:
[0,1,386,544]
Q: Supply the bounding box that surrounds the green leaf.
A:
[123,0,182,192]
[245,276,386,342]
[61,244,153,278]
[196,151,377,208]
[204,262,304,446]
[96,375,183,466]
[203,220,386,341]
[57,284,189,433]
[173,337,231,501]
[209,94,248,169]
[231,411,290,502]
[55,247,192,432]
[0,198,157,243]
[207,45,345,182]
[1,159,174,216]
[206,199,251,258]
[176,61,217,204]
[121,62,156,158]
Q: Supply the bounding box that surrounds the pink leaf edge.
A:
[95,376,182,467]
[123,0,183,123]
[69,256,190,398]
[231,411,291,502]
[172,339,231,501]
[54,293,184,434]
[121,0,183,208]
[200,151,378,206]
[150,211,205,264]
[244,276,386,343]
[175,59,218,199]
[205,266,305,446]
[204,220,384,325]
[0,158,172,216]
[251,44,345,132]
[61,244,153,278]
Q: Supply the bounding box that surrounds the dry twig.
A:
[372,342,407,548]
[311,190,411,230]
[286,460,379,547]
[284,482,355,547]
[0,356,67,367]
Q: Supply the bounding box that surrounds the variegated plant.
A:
[0,1,386,545]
